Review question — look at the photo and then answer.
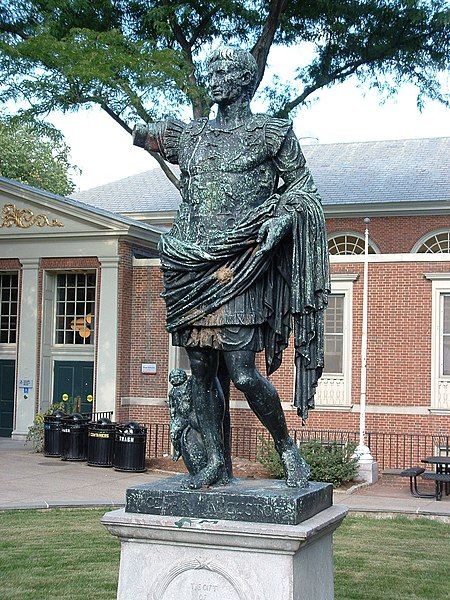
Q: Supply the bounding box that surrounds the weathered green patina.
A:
[133,48,329,490]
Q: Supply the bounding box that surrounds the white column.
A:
[95,257,120,417]
[12,258,40,439]
[354,218,377,483]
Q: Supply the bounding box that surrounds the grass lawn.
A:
[0,509,448,599]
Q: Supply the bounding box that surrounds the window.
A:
[55,273,96,345]
[416,231,450,254]
[324,295,344,374]
[0,272,18,344]
[427,275,450,412]
[328,234,377,255]
[441,295,450,377]
[314,276,355,409]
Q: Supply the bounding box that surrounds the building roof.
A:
[0,175,160,233]
[73,137,450,213]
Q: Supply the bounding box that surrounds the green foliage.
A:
[0,117,78,195]
[256,434,285,479]
[0,0,448,141]
[257,436,359,488]
[26,402,65,452]
[301,440,359,488]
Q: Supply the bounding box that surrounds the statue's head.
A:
[169,368,188,387]
[207,48,258,105]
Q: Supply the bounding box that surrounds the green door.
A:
[0,360,15,436]
[53,361,94,414]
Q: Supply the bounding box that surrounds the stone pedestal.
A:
[102,503,347,600]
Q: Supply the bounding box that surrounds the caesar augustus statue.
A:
[133,48,330,490]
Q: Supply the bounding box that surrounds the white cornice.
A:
[323,199,450,218]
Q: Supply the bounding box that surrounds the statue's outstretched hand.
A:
[256,215,292,257]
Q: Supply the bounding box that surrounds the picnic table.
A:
[421,456,450,501]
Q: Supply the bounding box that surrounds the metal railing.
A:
[142,422,450,471]
[81,411,114,422]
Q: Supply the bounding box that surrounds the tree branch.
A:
[251,0,288,90]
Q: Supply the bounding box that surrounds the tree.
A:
[0,1,448,187]
[0,118,78,195]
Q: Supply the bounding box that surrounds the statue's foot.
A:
[276,437,310,488]
[183,460,229,490]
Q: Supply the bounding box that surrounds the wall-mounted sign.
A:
[19,379,34,389]
[141,363,157,374]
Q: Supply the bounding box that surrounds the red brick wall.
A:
[327,215,450,254]
[121,214,450,445]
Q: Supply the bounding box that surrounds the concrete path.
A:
[0,438,161,509]
[1,438,449,520]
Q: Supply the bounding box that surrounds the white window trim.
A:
[314,274,356,410]
[428,275,450,413]
[328,231,380,255]
[411,229,450,253]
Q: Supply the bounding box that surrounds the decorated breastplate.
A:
[173,117,278,242]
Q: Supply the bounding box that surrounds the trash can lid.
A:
[97,417,112,425]
[70,412,86,421]
[120,421,145,434]
[52,410,66,419]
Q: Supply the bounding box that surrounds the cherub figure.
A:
[168,368,207,477]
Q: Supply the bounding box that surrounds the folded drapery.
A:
[159,170,329,421]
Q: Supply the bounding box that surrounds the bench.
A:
[421,472,450,501]
[398,467,434,498]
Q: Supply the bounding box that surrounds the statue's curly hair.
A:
[208,48,258,96]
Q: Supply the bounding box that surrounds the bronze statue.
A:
[134,48,329,490]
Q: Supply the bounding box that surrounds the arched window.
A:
[328,233,378,255]
[414,231,450,253]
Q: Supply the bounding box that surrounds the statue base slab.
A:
[102,504,347,600]
[125,476,333,525]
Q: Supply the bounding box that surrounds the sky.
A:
[46,48,450,192]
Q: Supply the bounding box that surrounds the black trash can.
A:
[113,422,147,472]
[60,413,90,461]
[87,418,116,467]
[44,410,66,457]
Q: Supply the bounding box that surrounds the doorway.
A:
[53,361,94,414]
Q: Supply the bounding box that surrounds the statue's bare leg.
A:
[224,350,310,487]
[184,347,229,489]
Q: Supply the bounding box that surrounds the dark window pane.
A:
[10,302,17,317]
[86,288,95,301]
[56,330,65,344]
[0,331,8,343]
[76,287,85,301]
[65,330,74,344]
[76,274,86,286]
[443,336,450,376]
[1,303,9,316]
[87,274,96,287]
[443,296,450,334]
[66,288,75,301]
[66,303,75,315]
[66,274,76,286]
[10,330,16,343]
[324,335,343,374]
[57,274,66,286]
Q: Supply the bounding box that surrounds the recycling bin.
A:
[113,422,147,472]
[60,413,90,461]
[87,418,116,467]
[43,410,66,457]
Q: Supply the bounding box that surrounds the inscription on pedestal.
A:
[151,559,249,600]
[126,476,333,525]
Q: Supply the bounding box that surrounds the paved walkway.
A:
[1,438,449,520]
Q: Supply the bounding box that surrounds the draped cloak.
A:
[156,117,330,421]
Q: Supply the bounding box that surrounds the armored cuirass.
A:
[172,117,279,245]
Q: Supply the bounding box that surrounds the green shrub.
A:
[26,403,65,452]
[256,436,359,488]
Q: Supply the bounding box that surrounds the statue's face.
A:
[208,59,251,105]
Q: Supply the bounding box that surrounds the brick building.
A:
[1,137,449,467]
